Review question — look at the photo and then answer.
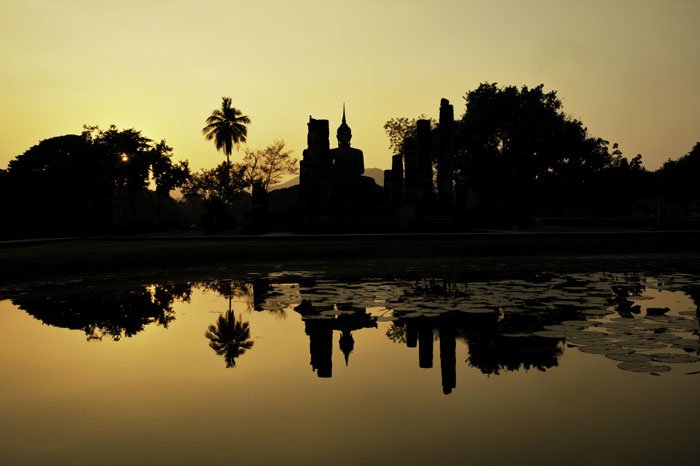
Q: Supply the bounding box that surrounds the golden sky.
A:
[1,0,698,172]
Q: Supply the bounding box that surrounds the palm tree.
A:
[202,97,251,165]
[205,309,254,368]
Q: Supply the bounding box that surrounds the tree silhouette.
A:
[454,83,619,220]
[202,97,251,165]
[1,126,190,235]
[182,162,248,205]
[383,115,436,155]
[205,310,254,368]
[241,139,299,192]
[659,142,700,204]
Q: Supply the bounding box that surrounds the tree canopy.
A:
[455,84,607,212]
[383,115,435,155]
[448,83,654,220]
[241,139,298,191]
[658,142,700,203]
[182,162,248,205]
[202,97,251,165]
[1,125,190,235]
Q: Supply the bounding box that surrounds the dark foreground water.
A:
[1,269,699,465]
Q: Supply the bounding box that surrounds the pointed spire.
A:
[336,103,352,146]
[339,330,354,366]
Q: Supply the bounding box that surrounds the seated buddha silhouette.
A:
[330,106,378,205]
[330,106,364,179]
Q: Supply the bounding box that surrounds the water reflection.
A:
[11,283,192,340]
[205,309,254,368]
[7,272,700,389]
[294,300,377,377]
[387,314,564,393]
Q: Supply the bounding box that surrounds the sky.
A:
[1,0,698,173]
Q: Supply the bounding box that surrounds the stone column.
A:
[384,154,405,203]
[437,98,455,206]
[418,321,433,369]
[406,321,418,348]
[439,323,456,395]
[300,117,331,210]
[416,119,433,200]
[306,320,333,378]
[403,137,418,202]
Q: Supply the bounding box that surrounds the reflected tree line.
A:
[386,306,565,394]
[11,275,700,391]
[13,283,191,341]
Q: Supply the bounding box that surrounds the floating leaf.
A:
[617,362,671,373]
[618,340,668,350]
[651,353,700,364]
[579,344,631,355]
[568,335,610,346]
[456,308,494,315]
[500,332,534,338]
[648,332,682,341]
[606,353,653,363]
[583,309,613,317]
[672,339,700,351]
[533,330,566,339]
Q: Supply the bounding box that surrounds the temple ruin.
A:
[383,98,456,209]
[299,106,382,211]
[298,98,456,230]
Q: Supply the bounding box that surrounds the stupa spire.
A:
[336,103,352,146]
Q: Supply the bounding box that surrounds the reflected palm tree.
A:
[205,310,254,368]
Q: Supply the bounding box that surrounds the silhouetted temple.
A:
[300,106,381,211]
[297,99,457,230]
[384,98,456,209]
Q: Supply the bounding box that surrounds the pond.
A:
[1,269,699,465]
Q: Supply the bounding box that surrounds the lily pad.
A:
[617,340,668,350]
[672,339,700,351]
[533,330,566,339]
[617,362,672,373]
[651,353,700,364]
[582,309,614,317]
[665,320,699,331]
[568,335,610,346]
[648,332,682,341]
[606,353,653,363]
[500,332,535,338]
[302,315,334,320]
[456,308,495,315]
[579,344,631,355]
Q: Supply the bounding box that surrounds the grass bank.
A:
[2,230,700,284]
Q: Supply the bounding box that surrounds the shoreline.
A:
[2,230,700,285]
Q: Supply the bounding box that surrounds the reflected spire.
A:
[339,329,354,366]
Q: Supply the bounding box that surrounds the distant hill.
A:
[274,167,385,189]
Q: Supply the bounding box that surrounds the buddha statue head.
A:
[336,104,352,147]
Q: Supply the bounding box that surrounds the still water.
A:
[1,270,699,465]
